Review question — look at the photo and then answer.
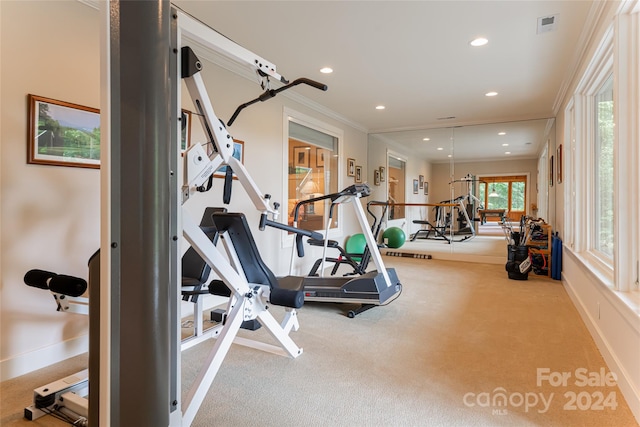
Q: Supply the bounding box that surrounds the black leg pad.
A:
[49,275,88,297]
[23,269,57,290]
[270,276,305,309]
[208,279,231,297]
[270,288,304,309]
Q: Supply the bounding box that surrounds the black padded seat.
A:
[210,212,304,309]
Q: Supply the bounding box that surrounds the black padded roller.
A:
[270,276,305,309]
[23,269,57,290]
[269,288,304,309]
[49,275,87,297]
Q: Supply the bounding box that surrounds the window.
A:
[593,75,614,259]
[479,176,527,221]
[570,25,616,281]
[286,117,340,232]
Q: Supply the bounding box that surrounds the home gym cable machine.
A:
[23,3,330,426]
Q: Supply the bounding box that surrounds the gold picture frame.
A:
[27,94,100,169]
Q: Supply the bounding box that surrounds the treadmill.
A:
[290,184,402,317]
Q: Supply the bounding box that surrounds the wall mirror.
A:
[368,118,555,260]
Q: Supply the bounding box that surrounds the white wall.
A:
[0,1,99,380]
[0,1,370,380]
[367,134,432,236]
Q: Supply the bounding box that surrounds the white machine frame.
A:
[28,6,306,427]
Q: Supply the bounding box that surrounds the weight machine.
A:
[411,174,482,243]
[24,5,329,426]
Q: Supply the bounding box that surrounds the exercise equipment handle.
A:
[227,77,328,126]
[291,184,371,223]
[261,216,323,257]
[262,218,323,240]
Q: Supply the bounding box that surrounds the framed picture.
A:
[214,139,244,179]
[374,169,381,186]
[379,166,385,182]
[424,182,429,195]
[557,144,563,184]
[27,94,100,169]
[549,155,554,187]
[347,158,356,177]
[181,109,192,151]
[413,179,419,194]
[355,166,362,183]
[294,146,310,168]
[316,147,325,168]
[419,175,424,189]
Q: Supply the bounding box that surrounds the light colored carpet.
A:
[1,257,637,426]
[388,223,511,265]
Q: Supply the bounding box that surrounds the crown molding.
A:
[552,1,611,115]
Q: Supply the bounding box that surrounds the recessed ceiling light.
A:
[423,138,430,141]
[502,143,509,147]
[375,105,385,110]
[437,147,444,151]
[320,67,333,74]
[485,91,498,97]
[505,151,511,154]
[470,37,488,47]
[498,132,506,135]
[304,147,311,150]
[447,154,453,158]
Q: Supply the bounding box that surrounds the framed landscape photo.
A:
[419,174,424,189]
[355,166,362,183]
[413,179,419,194]
[28,94,100,169]
[379,166,385,182]
[424,182,429,195]
[214,139,244,179]
[374,169,381,185]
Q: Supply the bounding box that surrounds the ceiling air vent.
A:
[537,14,558,34]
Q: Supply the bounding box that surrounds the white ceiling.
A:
[173,1,596,161]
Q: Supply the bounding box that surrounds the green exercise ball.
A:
[345,233,367,260]
[383,227,406,248]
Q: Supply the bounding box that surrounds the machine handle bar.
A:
[227,77,328,126]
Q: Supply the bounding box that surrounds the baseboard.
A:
[0,334,88,382]
[563,270,640,424]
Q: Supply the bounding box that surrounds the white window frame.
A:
[564,101,576,251]
[282,107,344,248]
[573,26,614,283]
[613,0,640,291]
[568,0,640,292]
